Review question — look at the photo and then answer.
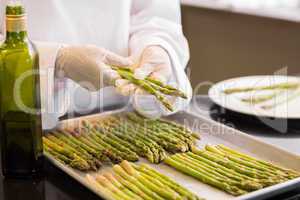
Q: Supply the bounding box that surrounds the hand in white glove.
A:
[116,45,172,95]
[55,45,132,91]
[116,45,174,118]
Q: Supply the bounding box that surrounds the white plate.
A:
[45,108,300,200]
[208,75,300,119]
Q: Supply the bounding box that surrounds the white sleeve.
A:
[130,0,192,115]
[34,41,69,130]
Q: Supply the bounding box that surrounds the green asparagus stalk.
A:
[132,125,183,153]
[94,123,141,153]
[72,128,135,163]
[146,79,187,99]
[82,121,139,160]
[113,164,164,200]
[46,134,99,170]
[216,145,300,179]
[191,147,282,181]
[112,66,187,99]
[240,91,282,104]
[114,68,174,111]
[50,131,101,163]
[133,163,202,200]
[86,175,122,200]
[223,82,300,94]
[103,173,144,200]
[95,175,133,200]
[55,130,108,161]
[164,156,247,196]
[98,121,156,163]
[206,145,288,178]
[174,154,262,191]
[113,173,154,200]
[43,137,90,171]
[113,116,188,152]
[44,144,70,165]
[113,121,166,163]
[127,113,199,143]
[125,114,191,151]
[120,161,180,200]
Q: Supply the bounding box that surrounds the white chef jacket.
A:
[0,0,192,130]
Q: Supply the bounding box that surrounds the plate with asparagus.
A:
[43,110,300,200]
[208,75,300,118]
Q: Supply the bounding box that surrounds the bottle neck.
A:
[5,14,28,42]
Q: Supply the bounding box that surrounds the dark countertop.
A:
[0,96,299,200]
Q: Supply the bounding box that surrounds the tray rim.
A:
[44,107,300,200]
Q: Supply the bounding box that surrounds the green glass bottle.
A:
[0,3,43,177]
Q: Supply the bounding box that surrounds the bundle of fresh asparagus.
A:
[164,144,300,196]
[87,160,203,200]
[44,112,200,170]
[111,66,187,111]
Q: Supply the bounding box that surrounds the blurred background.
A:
[180,0,300,94]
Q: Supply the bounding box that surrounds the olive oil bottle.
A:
[0,3,43,177]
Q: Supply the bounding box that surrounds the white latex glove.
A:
[56,45,133,91]
[116,45,172,95]
[115,45,174,118]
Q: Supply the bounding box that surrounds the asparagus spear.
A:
[113,173,154,200]
[43,137,90,171]
[114,115,188,151]
[206,145,288,178]
[133,163,202,200]
[113,121,166,163]
[73,128,136,163]
[62,128,123,163]
[55,130,108,161]
[112,66,187,99]
[114,68,174,111]
[44,144,70,165]
[103,173,144,200]
[241,91,282,104]
[174,154,262,191]
[186,152,276,187]
[98,121,155,162]
[216,145,300,179]
[113,165,164,200]
[191,147,282,180]
[50,131,98,162]
[134,124,187,153]
[95,175,133,200]
[223,82,300,94]
[86,175,122,200]
[127,113,199,143]
[125,114,191,151]
[46,134,99,170]
[164,156,247,196]
[120,161,180,200]
[146,79,187,99]
[94,123,141,152]
[82,121,139,160]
